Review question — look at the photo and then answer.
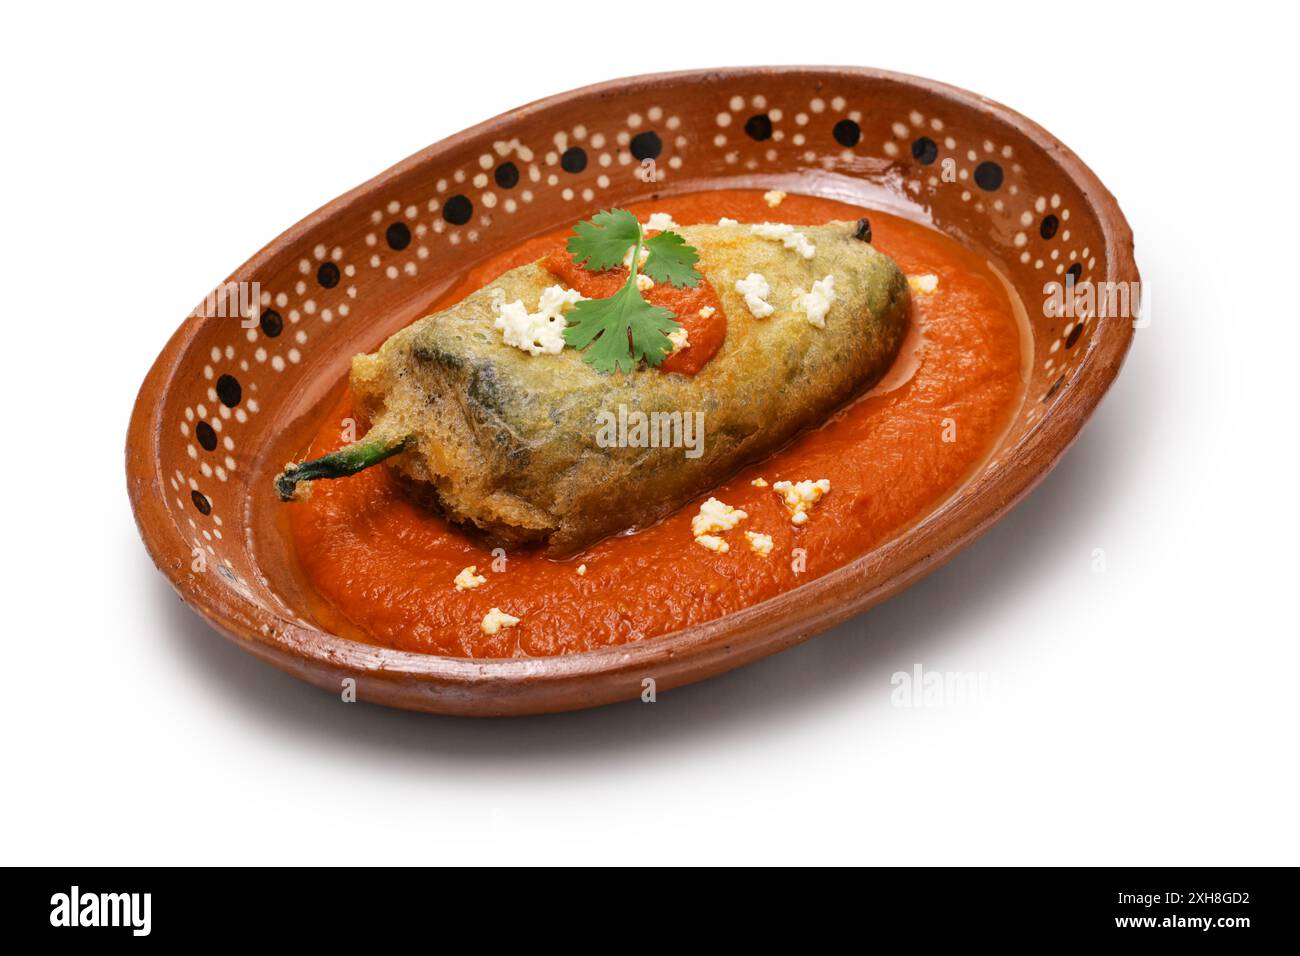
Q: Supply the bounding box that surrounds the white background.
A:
[3,2,1295,865]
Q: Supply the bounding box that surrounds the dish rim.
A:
[126,65,1137,708]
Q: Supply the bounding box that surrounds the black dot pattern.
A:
[443,194,473,225]
[191,490,211,515]
[259,308,282,338]
[385,222,411,250]
[911,137,938,165]
[1044,375,1065,402]
[1040,215,1060,240]
[195,421,217,451]
[316,261,340,288]
[629,131,662,160]
[1065,322,1084,349]
[215,374,241,408]
[974,161,1004,191]
[560,147,587,173]
[1066,263,1083,285]
[743,114,773,141]
[494,162,519,189]
[833,119,861,147]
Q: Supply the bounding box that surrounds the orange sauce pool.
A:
[288,190,1028,657]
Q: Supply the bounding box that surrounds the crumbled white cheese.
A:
[773,479,831,526]
[480,607,520,635]
[576,563,587,576]
[751,477,769,488]
[908,273,939,294]
[745,531,774,556]
[668,327,690,354]
[793,274,836,329]
[493,285,583,356]
[698,305,716,319]
[750,223,816,260]
[692,497,748,536]
[454,565,486,591]
[763,189,787,208]
[735,272,775,318]
[645,212,679,231]
[635,273,655,292]
[695,534,729,553]
[717,217,739,226]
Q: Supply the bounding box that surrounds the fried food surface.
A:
[348,222,909,555]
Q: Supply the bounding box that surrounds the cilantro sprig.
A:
[562,209,702,374]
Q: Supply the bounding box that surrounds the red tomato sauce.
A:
[541,240,726,375]
[288,191,1027,657]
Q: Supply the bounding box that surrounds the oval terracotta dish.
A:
[127,67,1137,715]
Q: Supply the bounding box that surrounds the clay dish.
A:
[127,67,1137,715]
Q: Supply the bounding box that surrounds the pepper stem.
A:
[274,432,408,501]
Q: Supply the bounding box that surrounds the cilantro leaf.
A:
[562,281,680,375]
[562,210,699,373]
[566,208,641,272]
[643,231,702,288]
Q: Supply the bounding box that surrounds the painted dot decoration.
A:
[259,308,282,338]
[560,147,587,173]
[494,162,519,189]
[912,137,938,165]
[385,222,411,250]
[833,119,861,147]
[443,194,473,225]
[195,421,217,451]
[743,114,773,141]
[974,161,1004,191]
[316,261,340,288]
[165,91,1104,587]
[215,374,241,408]
[629,131,662,160]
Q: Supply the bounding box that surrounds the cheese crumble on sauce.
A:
[746,531,774,556]
[763,190,787,208]
[692,497,748,553]
[692,497,748,536]
[773,479,831,526]
[909,274,939,294]
[481,607,520,635]
[694,534,729,553]
[454,565,486,591]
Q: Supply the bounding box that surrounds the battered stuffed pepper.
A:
[275,212,908,556]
